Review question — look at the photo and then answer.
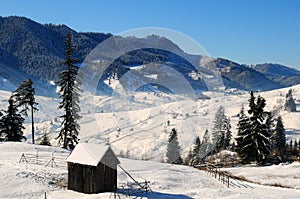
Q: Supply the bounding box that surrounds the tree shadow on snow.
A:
[118,189,193,199]
[149,192,193,199]
[285,130,300,136]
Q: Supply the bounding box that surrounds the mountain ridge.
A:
[0,16,300,96]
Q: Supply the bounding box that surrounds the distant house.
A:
[66,143,120,194]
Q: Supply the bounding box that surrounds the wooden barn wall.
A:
[68,162,84,192]
[103,163,117,191]
[68,162,117,194]
[95,163,117,192]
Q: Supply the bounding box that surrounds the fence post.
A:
[36,149,39,165]
[227,176,229,188]
[215,169,217,178]
[51,152,54,167]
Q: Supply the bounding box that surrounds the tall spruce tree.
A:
[199,129,212,160]
[249,92,271,164]
[266,113,275,147]
[0,98,25,142]
[166,128,182,164]
[12,79,38,144]
[236,92,271,164]
[271,116,286,155]
[224,116,232,149]
[212,106,227,152]
[56,33,81,149]
[236,105,253,163]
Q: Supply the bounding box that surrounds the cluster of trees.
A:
[185,129,213,166]
[184,106,233,166]
[0,16,112,81]
[286,139,300,159]
[0,33,81,150]
[169,90,295,167]
[166,105,233,166]
[0,79,37,142]
[236,92,289,164]
[185,90,295,166]
[166,127,216,166]
[235,92,271,164]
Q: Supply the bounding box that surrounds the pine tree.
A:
[236,92,271,164]
[12,79,38,144]
[266,113,275,149]
[250,92,271,164]
[236,105,253,163]
[191,136,201,165]
[224,116,232,149]
[40,133,51,146]
[199,129,212,160]
[56,33,82,150]
[271,116,286,155]
[0,98,25,142]
[284,89,296,112]
[184,148,193,165]
[212,106,227,152]
[166,128,182,164]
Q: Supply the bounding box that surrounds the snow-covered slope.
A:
[1,142,300,199]
[1,84,300,198]
[1,85,300,160]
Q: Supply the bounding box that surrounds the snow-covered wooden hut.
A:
[66,143,120,194]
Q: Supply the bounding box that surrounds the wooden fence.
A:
[205,164,230,188]
[19,151,67,169]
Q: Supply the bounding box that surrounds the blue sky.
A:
[2,0,300,68]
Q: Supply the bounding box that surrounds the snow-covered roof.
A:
[66,143,120,167]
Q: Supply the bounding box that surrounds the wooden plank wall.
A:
[68,162,117,194]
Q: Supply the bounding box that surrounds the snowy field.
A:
[1,142,300,199]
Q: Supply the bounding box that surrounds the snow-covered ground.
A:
[222,162,300,189]
[1,82,300,198]
[1,142,300,199]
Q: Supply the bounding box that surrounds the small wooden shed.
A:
[66,143,120,194]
